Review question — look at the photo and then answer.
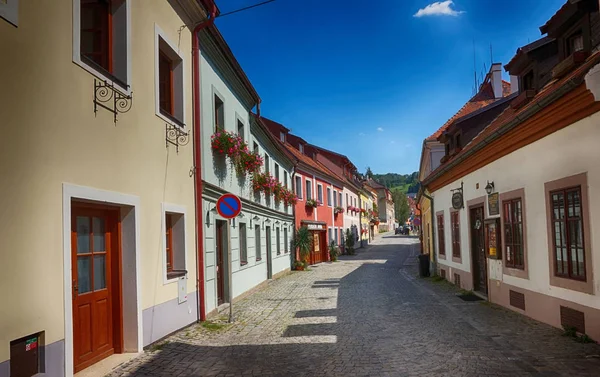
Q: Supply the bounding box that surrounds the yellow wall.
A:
[359,193,371,240]
[419,193,434,259]
[0,0,196,361]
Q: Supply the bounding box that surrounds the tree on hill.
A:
[392,188,410,224]
[365,167,374,179]
[371,172,420,193]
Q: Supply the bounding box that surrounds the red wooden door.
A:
[216,220,226,306]
[72,207,117,373]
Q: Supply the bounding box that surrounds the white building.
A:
[199,26,293,317]
[423,1,600,340]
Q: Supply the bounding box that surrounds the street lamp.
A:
[485,181,495,195]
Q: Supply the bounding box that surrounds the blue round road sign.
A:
[216,193,242,219]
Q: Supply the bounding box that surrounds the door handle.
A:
[73,282,78,295]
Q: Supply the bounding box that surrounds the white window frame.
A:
[212,87,225,132]
[236,113,246,142]
[72,0,132,95]
[327,187,332,207]
[306,178,313,200]
[295,175,303,199]
[333,190,337,207]
[162,203,188,285]
[317,184,323,204]
[154,24,187,128]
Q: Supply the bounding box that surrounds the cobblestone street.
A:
[108,235,600,377]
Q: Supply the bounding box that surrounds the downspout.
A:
[192,2,217,322]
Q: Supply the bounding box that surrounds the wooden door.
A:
[265,227,272,279]
[72,206,120,373]
[470,206,488,294]
[216,220,226,306]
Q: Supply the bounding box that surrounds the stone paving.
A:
[108,234,600,377]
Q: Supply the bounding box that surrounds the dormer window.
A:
[567,32,584,56]
[444,143,450,156]
[299,144,304,154]
[522,70,535,91]
[280,132,285,143]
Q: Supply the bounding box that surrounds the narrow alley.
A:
[108,235,600,377]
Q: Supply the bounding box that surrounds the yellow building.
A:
[359,190,373,247]
[0,1,212,375]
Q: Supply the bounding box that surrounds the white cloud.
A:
[414,1,464,18]
[377,127,384,132]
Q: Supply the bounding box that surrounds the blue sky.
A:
[215,0,565,175]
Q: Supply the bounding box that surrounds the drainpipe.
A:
[421,190,436,275]
[192,2,217,322]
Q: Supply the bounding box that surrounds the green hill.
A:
[371,172,420,193]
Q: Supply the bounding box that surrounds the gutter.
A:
[192,2,217,322]
[422,76,582,188]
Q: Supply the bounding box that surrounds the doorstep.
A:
[74,352,140,377]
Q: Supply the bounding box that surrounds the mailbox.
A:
[10,332,42,377]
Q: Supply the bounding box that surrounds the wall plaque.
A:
[488,192,499,216]
[451,192,463,210]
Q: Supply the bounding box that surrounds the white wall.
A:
[433,111,600,309]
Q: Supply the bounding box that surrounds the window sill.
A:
[256,258,262,262]
[240,261,248,266]
[76,55,131,96]
[158,109,186,130]
[166,269,187,282]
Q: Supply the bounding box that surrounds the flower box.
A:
[306,199,318,208]
[334,206,344,215]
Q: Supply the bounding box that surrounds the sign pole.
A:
[215,193,242,325]
[228,218,233,323]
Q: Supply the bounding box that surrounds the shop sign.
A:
[488,192,499,216]
[306,223,324,231]
[451,191,463,210]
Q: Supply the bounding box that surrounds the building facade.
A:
[198,28,294,316]
[0,1,213,375]
[423,0,600,341]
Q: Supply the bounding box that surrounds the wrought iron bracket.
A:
[94,79,133,124]
[166,123,190,153]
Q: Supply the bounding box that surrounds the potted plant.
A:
[293,260,306,271]
[345,229,355,255]
[328,241,339,262]
[334,206,344,216]
[305,199,318,208]
[294,226,312,269]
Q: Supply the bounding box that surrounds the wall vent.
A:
[560,306,585,334]
[454,273,461,288]
[509,290,525,310]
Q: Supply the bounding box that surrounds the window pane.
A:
[516,223,523,246]
[78,256,92,294]
[561,247,569,274]
[577,248,585,277]
[93,217,105,252]
[77,216,91,253]
[94,254,106,290]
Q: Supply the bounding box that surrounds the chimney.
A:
[491,63,503,98]
[510,75,519,94]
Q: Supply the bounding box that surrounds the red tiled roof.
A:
[426,80,511,141]
[505,36,555,71]
[426,50,600,182]
[540,1,571,34]
[259,116,290,133]
[283,143,343,186]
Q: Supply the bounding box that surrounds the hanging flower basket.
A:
[252,172,278,196]
[281,188,298,206]
[211,131,263,177]
[306,199,318,208]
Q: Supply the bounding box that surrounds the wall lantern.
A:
[485,181,495,195]
[206,205,217,227]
